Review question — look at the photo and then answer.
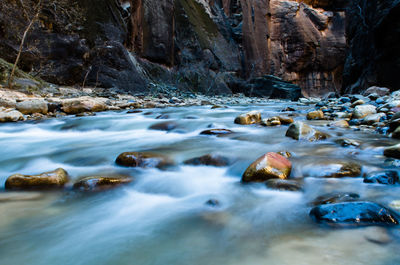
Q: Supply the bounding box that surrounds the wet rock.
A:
[127,110,143,114]
[115,152,172,169]
[334,138,360,147]
[0,192,43,202]
[242,152,292,183]
[391,126,400,139]
[73,175,132,191]
[16,99,48,115]
[62,97,107,114]
[339,97,351,103]
[261,117,281,126]
[364,86,390,97]
[278,151,292,158]
[234,111,261,125]
[278,116,294,125]
[364,170,400,185]
[306,110,324,120]
[310,193,360,206]
[285,121,329,141]
[149,121,178,131]
[353,104,377,119]
[384,144,400,159]
[309,202,399,227]
[265,179,302,191]
[0,109,24,122]
[322,162,362,178]
[351,99,366,107]
[389,200,400,211]
[329,120,349,128]
[184,154,230,167]
[5,168,69,190]
[200,129,233,136]
[362,113,386,125]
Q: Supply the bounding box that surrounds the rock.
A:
[261,117,281,126]
[0,191,43,202]
[73,175,132,191]
[334,138,360,147]
[310,193,360,206]
[115,152,172,169]
[277,116,294,124]
[0,109,24,122]
[384,144,400,159]
[5,168,69,190]
[339,97,351,103]
[351,99,366,107]
[265,179,302,191]
[205,199,220,207]
[234,111,261,125]
[285,121,329,141]
[322,162,362,178]
[16,99,48,115]
[242,152,292,183]
[329,120,349,128]
[389,200,400,211]
[391,126,400,139]
[149,121,178,131]
[362,113,386,125]
[353,104,377,119]
[156,114,170,119]
[183,154,230,167]
[200,129,233,136]
[62,97,107,114]
[307,110,324,120]
[277,151,292,158]
[363,86,390,97]
[309,202,399,227]
[364,170,400,185]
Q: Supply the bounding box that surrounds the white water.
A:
[0,103,400,265]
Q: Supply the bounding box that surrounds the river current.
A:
[0,102,400,265]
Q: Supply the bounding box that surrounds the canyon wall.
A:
[0,0,398,96]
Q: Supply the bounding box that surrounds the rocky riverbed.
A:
[1,85,400,264]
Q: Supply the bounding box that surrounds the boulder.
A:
[384,144,400,159]
[285,121,329,141]
[310,202,399,227]
[242,152,292,182]
[5,168,69,190]
[322,162,362,178]
[310,193,360,206]
[16,99,48,115]
[149,121,178,131]
[306,110,324,120]
[329,120,349,128]
[334,138,360,147]
[364,170,400,185]
[265,179,302,191]
[261,117,281,126]
[353,104,377,119]
[362,113,386,125]
[363,86,390,97]
[73,175,132,191]
[115,152,172,168]
[234,111,261,125]
[61,97,108,114]
[277,116,294,124]
[183,154,230,167]
[0,109,23,122]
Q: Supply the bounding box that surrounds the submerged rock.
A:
[265,179,302,191]
[285,121,329,141]
[5,168,69,190]
[234,111,261,125]
[364,170,400,185]
[242,152,292,183]
[310,193,360,206]
[73,175,132,191]
[310,202,399,227]
[200,129,233,136]
[149,121,178,131]
[323,162,362,178]
[383,144,400,159]
[184,154,230,167]
[334,138,361,147]
[115,152,172,168]
[0,192,43,202]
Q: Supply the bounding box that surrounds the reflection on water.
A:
[0,103,399,265]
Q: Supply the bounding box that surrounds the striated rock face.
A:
[343,0,400,93]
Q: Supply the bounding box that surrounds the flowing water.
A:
[0,102,400,265]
